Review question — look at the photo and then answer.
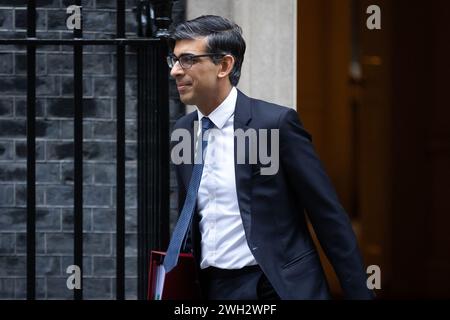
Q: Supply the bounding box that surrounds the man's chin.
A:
[179,94,193,105]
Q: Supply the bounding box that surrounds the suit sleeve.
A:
[279,108,375,299]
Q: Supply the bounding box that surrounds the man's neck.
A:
[197,85,233,116]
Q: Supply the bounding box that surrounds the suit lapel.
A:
[180,112,197,188]
[234,90,253,236]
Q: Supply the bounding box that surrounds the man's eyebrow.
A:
[174,52,196,57]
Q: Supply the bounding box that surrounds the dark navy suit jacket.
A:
[172,89,374,299]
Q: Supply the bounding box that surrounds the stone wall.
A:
[0,0,185,300]
[187,0,297,110]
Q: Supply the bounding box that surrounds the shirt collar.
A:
[197,87,237,129]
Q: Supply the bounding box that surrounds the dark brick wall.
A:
[0,0,185,300]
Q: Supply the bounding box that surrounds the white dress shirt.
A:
[196,87,258,269]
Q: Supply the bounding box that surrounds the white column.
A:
[185,0,297,110]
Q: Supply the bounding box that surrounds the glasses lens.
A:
[179,55,193,69]
[166,56,174,68]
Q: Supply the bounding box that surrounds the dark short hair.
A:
[169,15,246,86]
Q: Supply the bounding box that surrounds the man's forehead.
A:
[173,37,207,55]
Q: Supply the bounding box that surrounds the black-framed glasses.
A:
[166,53,225,69]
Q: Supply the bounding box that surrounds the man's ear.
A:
[217,55,235,80]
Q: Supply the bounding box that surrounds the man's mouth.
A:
[177,83,192,91]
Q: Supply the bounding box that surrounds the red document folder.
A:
[147,250,201,300]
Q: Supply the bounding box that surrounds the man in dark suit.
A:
[165,15,374,300]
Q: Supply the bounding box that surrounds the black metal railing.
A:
[0,0,171,300]
[26,0,36,301]
[73,0,84,300]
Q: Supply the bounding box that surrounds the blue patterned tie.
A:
[163,117,215,273]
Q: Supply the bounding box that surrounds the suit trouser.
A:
[200,265,280,300]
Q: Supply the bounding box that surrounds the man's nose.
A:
[170,62,184,78]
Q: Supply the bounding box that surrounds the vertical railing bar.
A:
[153,45,158,250]
[142,44,148,285]
[26,0,36,301]
[143,46,149,299]
[136,47,147,299]
[144,44,150,298]
[152,45,157,250]
[147,47,157,256]
[159,45,164,247]
[116,0,126,300]
[152,45,158,249]
[117,0,126,38]
[137,46,144,299]
[73,0,83,300]
[145,44,152,297]
[140,45,148,300]
[159,41,170,250]
[148,45,155,259]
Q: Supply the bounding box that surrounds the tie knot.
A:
[201,117,214,131]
